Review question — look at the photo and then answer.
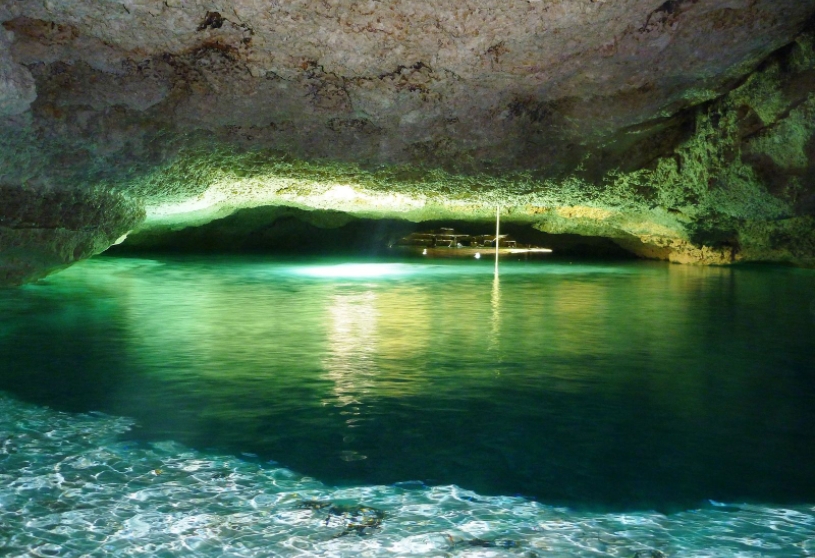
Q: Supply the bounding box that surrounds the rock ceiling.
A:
[1,0,815,284]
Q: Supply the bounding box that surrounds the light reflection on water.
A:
[0,255,814,555]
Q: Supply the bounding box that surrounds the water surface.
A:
[1,255,814,556]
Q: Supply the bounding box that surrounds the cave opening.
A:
[106,206,638,261]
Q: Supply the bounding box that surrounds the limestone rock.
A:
[0,0,814,282]
[0,28,36,116]
[0,186,144,286]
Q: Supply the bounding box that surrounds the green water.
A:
[1,255,814,556]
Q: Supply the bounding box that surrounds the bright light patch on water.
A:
[36,257,638,289]
[1,393,814,557]
[282,260,635,281]
[290,263,420,279]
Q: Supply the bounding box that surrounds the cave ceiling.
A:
[2,0,815,284]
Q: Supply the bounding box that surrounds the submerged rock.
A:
[296,499,386,538]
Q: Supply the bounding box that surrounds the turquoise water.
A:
[1,255,814,556]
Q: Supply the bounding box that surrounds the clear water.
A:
[1,255,814,557]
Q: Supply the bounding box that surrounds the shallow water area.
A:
[1,255,815,556]
[2,393,815,557]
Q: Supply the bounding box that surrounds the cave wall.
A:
[1,0,815,284]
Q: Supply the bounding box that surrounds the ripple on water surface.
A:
[1,394,814,557]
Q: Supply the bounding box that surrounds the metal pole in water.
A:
[495,205,500,273]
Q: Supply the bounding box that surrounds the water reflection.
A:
[0,256,813,510]
[489,270,501,353]
[324,290,378,408]
[323,290,377,463]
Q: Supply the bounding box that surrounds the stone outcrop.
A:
[1,0,815,283]
[0,185,143,286]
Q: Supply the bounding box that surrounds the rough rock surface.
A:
[0,28,36,116]
[0,186,143,286]
[1,0,815,283]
